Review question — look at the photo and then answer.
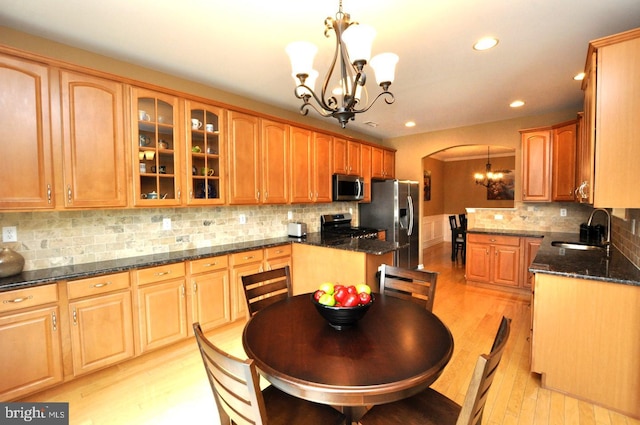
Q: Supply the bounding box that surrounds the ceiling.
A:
[1,0,639,141]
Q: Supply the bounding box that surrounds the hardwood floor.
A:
[22,242,639,425]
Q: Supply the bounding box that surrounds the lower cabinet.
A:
[188,255,231,333]
[0,284,63,400]
[134,263,188,353]
[67,272,134,376]
[230,244,292,321]
[466,233,521,288]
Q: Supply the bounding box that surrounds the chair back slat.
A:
[194,323,267,425]
[242,266,293,317]
[379,264,438,311]
[456,316,511,425]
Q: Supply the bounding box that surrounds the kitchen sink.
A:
[551,241,606,251]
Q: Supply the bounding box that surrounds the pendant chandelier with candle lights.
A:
[286,1,399,128]
[474,146,504,188]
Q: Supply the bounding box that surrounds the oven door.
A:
[332,174,364,201]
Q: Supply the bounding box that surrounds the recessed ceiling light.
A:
[574,72,585,81]
[473,37,499,51]
[405,121,416,128]
[510,100,525,108]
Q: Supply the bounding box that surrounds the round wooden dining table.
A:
[242,293,454,422]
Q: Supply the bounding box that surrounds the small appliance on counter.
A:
[288,222,307,238]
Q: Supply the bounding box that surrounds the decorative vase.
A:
[0,247,25,278]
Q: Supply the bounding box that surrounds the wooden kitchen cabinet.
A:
[333,138,361,176]
[551,121,577,202]
[290,128,332,203]
[586,28,640,208]
[260,119,289,204]
[60,70,128,208]
[134,263,188,353]
[67,272,134,376]
[0,53,55,210]
[360,144,372,203]
[465,233,521,290]
[188,255,230,333]
[0,284,62,400]
[521,121,577,203]
[132,87,182,206]
[531,273,640,418]
[229,245,292,320]
[522,237,541,289]
[227,112,288,204]
[185,100,225,204]
[372,146,395,179]
[230,249,264,321]
[521,129,551,202]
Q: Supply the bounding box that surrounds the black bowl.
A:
[311,293,374,330]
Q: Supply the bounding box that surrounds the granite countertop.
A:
[0,233,400,292]
[468,228,640,286]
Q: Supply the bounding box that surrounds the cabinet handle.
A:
[3,295,32,304]
[189,190,194,199]
[72,308,78,326]
[52,311,57,331]
[193,281,197,292]
[489,239,497,242]
[243,256,254,260]
[92,281,112,288]
[180,285,185,297]
[155,271,172,276]
[257,191,260,200]
[178,190,181,200]
[264,191,268,200]
[203,262,217,267]
[67,185,72,203]
[47,184,52,204]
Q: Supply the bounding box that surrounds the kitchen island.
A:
[527,232,640,419]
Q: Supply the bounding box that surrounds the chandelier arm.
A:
[300,101,334,118]
[350,90,395,114]
[294,85,338,115]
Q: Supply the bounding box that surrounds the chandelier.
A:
[474,147,504,188]
[286,1,399,128]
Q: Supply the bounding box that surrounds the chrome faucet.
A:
[587,208,611,255]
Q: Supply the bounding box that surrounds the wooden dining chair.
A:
[241,266,292,317]
[379,264,438,311]
[358,316,511,425]
[449,215,466,264]
[193,323,346,425]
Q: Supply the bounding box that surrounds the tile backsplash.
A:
[0,203,356,271]
[2,202,638,272]
[469,202,640,269]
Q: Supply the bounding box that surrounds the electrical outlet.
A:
[2,226,17,242]
[239,214,247,224]
[287,211,293,220]
[494,214,503,220]
[560,208,567,217]
[632,219,637,235]
[162,218,172,230]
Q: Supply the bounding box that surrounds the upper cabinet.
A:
[0,53,55,210]
[227,112,288,205]
[584,28,640,208]
[371,146,395,179]
[520,120,577,203]
[185,101,225,205]
[521,129,552,202]
[333,138,361,176]
[60,71,128,208]
[290,128,333,203]
[551,121,577,202]
[132,87,182,206]
[227,111,260,204]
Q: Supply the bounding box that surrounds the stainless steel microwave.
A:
[332,174,364,201]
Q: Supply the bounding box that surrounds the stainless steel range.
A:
[320,213,379,240]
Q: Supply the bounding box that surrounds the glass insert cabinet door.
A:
[133,88,181,205]
[186,101,224,204]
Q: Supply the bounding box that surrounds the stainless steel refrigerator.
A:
[359,179,420,269]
